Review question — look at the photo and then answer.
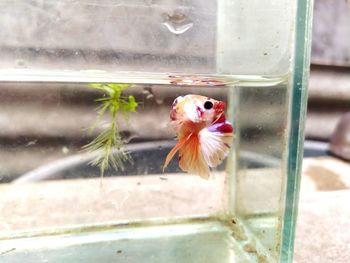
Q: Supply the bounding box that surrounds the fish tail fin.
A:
[178,134,211,179]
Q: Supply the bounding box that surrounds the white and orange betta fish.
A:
[163,94,233,179]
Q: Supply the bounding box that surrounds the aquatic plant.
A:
[83,83,138,177]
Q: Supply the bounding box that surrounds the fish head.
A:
[170,95,185,121]
[170,95,226,126]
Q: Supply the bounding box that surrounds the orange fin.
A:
[164,132,215,179]
[163,134,191,172]
[178,135,210,179]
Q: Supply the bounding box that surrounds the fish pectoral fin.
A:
[163,144,181,172]
[163,134,192,172]
[199,128,233,168]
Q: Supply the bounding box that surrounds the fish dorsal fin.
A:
[199,128,233,168]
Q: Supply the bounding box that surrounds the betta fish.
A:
[163,94,233,179]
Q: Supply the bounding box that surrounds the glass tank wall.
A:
[0,1,312,263]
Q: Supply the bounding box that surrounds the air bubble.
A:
[15,59,27,68]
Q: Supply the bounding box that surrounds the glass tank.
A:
[0,1,312,262]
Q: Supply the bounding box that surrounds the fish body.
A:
[164,94,233,178]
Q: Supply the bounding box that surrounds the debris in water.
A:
[169,75,226,87]
[26,140,38,147]
[0,248,16,255]
[243,241,257,253]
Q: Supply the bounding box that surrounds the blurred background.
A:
[295,1,350,262]
[301,0,350,194]
[306,0,350,142]
[300,0,350,193]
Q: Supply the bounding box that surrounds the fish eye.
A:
[204,101,213,110]
[172,98,178,106]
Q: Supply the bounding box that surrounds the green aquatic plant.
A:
[83,83,138,177]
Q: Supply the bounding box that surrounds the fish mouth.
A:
[214,101,226,113]
[213,112,224,124]
[212,101,226,123]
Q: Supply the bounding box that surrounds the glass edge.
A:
[280,0,314,262]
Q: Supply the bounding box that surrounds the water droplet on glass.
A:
[162,11,193,35]
[15,59,27,68]
[62,146,69,154]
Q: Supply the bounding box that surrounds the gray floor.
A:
[295,156,350,263]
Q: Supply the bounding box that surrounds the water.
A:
[0,74,289,262]
[0,69,286,86]
[0,218,277,263]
